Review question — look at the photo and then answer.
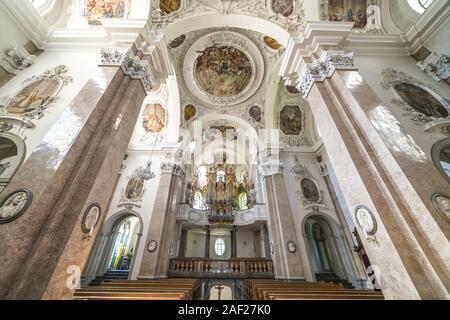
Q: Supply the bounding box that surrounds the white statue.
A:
[366,3,382,33]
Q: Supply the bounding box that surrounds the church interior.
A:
[0,0,449,301]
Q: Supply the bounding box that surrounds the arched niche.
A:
[431,138,450,183]
[82,210,143,284]
[302,212,360,286]
[0,132,26,194]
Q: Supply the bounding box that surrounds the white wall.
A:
[0,49,100,160]
[354,54,450,158]
[0,7,30,58]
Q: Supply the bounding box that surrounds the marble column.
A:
[262,169,305,280]
[301,52,449,298]
[0,55,151,299]
[204,225,211,259]
[138,162,184,279]
[178,229,187,258]
[231,226,237,259]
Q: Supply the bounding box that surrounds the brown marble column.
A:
[138,163,184,279]
[0,59,149,299]
[306,69,450,299]
[263,171,305,280]
[178,228,187,258]
[231,226,237,258]
[204,225,211,259]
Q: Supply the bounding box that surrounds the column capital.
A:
[100,48,158,93]
[160,162,185,177]
[297,51,357,97]
[258,162,283,178]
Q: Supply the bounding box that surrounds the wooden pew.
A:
[244,279,384,300]
[74,278,199,300]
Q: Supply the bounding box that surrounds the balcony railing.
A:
[168,258,274,279]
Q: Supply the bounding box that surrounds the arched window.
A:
[193,191,206,210]
[237,192,248,210]
[432,139,450,182]
[216,170,226,183]
[407,0,434,14]
[214,238,225,256]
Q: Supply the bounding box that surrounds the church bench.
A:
[74,291,188,300]
[259,289,383,300]
[266,293,384,300]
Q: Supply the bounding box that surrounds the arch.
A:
[302,212,361,286]
[0,132,26,194]
[431,138,450,183]
[163,13,290,47]
[82,210,143,284]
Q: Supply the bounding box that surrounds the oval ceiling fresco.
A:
[160,0,181,15]
[263,36,282,50]
[394,82,449,118]
[194,45,253,98]
[271,0,294,17]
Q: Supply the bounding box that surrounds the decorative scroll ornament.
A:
[0,47,36,75]
[297,52,356,97]
[417,53,450,82]
[290,157,325,207]
[120,161,156,205]
[100,49,157,93]
[151,0,306,33]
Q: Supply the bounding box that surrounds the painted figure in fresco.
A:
[394,82,449,118]
[249,106,262,122]
[301,178,320,203]
[143,104,166,133]
[280,105,302,135]
[263,36,282,50]
[160,0,181,15]
[0,191,29,220]
[195,45,252,97]
[125,178,144,200]
[7,81,54,115]
[184,104,197,122]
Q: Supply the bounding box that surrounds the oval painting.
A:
[195,45,253,97]
[6,78,61,115]
[286,85,300,94]
[143,103,166,134]
[160,0,181,15]
[184,104,197,122]
[394,82,449,118]
[169,34,186,48]
[271,0,294,17]
[301,178,320,203]
[125,177,144,200]
[249,106,262,123]
[264,36,282,50]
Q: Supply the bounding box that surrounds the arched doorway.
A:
[304,215,351,286]
[0,133,26,193]
[107,216,140,272]
[82,212,142,285]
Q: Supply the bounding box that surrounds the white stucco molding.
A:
[0,0,50,50]
[99,48,158,93]
[296,51,357,98]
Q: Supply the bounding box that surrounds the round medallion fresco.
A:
[194,45,253,98]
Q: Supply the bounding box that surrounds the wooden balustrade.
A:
[169,258,274,279]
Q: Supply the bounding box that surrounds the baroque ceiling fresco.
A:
[194,45,253,98]
[169,27,284,131]
[84,0,127,24]
[152,0,305,33]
